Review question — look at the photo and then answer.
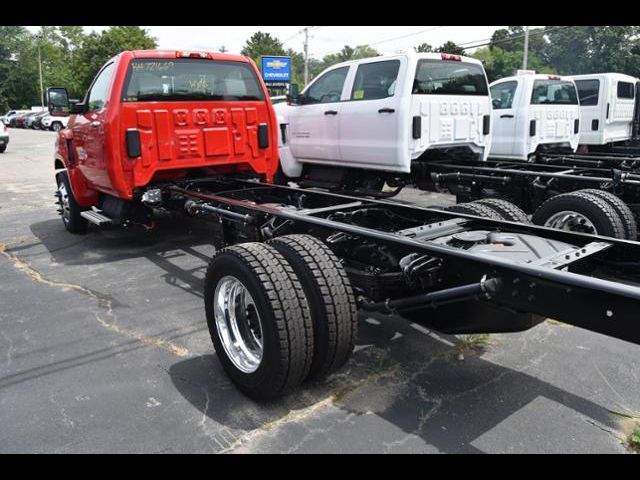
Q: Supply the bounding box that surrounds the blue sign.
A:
[261,56,291,83]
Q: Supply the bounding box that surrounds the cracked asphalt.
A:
[0,128,638,454]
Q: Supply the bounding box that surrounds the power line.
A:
[283,25,324,45]
[315,26,446,59]
[460,25,574,51]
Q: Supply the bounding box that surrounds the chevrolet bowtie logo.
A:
[267,60,287,69]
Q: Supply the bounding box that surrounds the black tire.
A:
[577,189,638,240]
[445,202,503,220]
[269,235,358,381]
[0,145,6,153]
[56,171,88,234]
[204,243,314,400]
[51,122,63,132]
[473,198,531,224]
[532,191,626,239]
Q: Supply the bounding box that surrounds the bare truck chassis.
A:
[149,176,640,398]
[421,154,640,226]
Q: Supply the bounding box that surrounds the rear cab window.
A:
[530,80,578,105]
[617,81,635,99]
[575,79,600,106]
[121,58,265,102]
[413,60,488,96]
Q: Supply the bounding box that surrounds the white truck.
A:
[489,72,581,161]
[275,52,493,193]
[569,73,640,149]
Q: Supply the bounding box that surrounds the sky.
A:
[26,26,518,58]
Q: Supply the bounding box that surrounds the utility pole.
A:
[37,33,45,109]
[522,25,530,71]
[303,27,310,86]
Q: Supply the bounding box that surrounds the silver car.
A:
[0,120,9,153]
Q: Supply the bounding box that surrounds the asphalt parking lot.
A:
[0,128,638,453]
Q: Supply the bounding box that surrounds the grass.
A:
[456,334,491,353]
[628,424,640,453]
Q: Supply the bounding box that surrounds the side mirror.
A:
[47,87,70,116]
[70,102,86,114]
[288,83,300,105]
[491,98,501,109]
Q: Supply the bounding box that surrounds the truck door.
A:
[338,58,405,170]
[574,78,602,145]
[288,66,350,163]
[489,80,519,157]
[71,62,116,191]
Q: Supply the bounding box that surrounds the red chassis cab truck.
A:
[49,50,279,232]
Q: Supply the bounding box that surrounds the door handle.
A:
[378,108,396,114]
[500,114,514,119]
[324,110,338,116]
[91,120,101,127]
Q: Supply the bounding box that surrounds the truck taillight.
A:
[177,51,210,59]
[441,53,462,62]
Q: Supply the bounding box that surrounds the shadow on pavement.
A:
[169,314,619,453]
[23,215,217,299]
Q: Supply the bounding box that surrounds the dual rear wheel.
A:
[204,235,358,400]
[448,191,637,241]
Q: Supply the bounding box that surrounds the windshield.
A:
[122,58,265,102]
[413,60,488,96]
[530,80,578,105]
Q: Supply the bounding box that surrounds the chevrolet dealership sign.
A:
[261,56,291,83]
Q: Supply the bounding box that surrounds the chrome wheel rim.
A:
[58,181,71,225]
[214,276,263,373]
[544,210,598,234]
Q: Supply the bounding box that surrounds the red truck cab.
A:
[50,50,278,232]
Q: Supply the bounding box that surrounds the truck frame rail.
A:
[163,177,640,346]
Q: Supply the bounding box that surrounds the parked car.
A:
[1,110,25,125]
[7,110,30,127]
[27,111,49,129]
[16,112,38,128]
[41,114,69,131]
[0,120,9,153]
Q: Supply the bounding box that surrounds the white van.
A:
[275,53,492,190]
[569,73,639,147]
[489,73,581,161]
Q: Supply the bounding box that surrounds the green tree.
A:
[78,26,156,95]
[240,32,286,68]
[436,41,465,55]
[0,26,35,111]
[321,44,380,67]
[545,26,640,75]
[414,43,434,53]
[473,46,554,82]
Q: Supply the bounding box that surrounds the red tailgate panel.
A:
[119,102,277,190]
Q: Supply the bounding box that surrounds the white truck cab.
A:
[275,53,492,189]
[569,73,639,147]
[489,72,581,161]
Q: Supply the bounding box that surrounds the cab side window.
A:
[490,81,518,109]
[350,60,400,101]
[304,67,349,105]
[88,63,116,111]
